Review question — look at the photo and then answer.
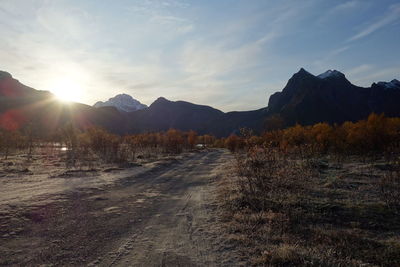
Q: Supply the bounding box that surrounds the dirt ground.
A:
[0,149,241,266]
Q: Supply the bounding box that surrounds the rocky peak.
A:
[294,68,315,77]
[318,69,345,79]
[93,93,147,112]
[149,97,172,108]
[0,71,12,80]
[374,79,400,89]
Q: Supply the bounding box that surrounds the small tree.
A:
[187,130,197,149]
[164,129,184,154]
[225,134,240,152]
[61,123,79,167]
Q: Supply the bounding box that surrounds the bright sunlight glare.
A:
[50,78,83,102]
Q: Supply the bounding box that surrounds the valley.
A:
[1,1,399,266]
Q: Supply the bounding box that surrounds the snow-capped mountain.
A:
[375,79,400,90]
[94,93,147,112]
[317,69,345,79]
[267,68,400,127]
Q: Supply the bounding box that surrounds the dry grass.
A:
[218,147,400,266]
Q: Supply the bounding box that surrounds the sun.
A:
[50,78,83,102]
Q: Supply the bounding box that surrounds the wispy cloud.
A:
[333,0,360,12]
[348,3,400,41]
[0,0,398,111]
[345,64,399,86]
[0,0,331,111]
[149,14,194,35]
[0,1,190,106]
[346,64,374,77]
[312,45,351,70]
[317,0,362,24]
[330,46,351,57]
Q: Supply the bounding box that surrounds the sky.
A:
[0,0,399,112]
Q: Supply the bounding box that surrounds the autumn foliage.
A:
[1,112,400,163]
[225,113,400,155]
[222,114,400,265]
[0,120,221,169]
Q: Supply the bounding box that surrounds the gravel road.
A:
[0,149,239,266]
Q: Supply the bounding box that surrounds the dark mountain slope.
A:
[0,70,263,137]
[1,68,399,137]
[0,71,126,135]
[205,108,268,137]
[267,68,400,126]
[126,97,223,134]
[125,97,267,136]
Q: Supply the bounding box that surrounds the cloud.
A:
[345,64,399,86]
[317,0,362,24]
[1,0,397,112]
[36,6,87,39]
[333,0,360,12]
[174,27,282,108]
[330,46,351,57]
[180,39,262,78]
[348,3,400,41]
[346,64,374,77]
[363,67,400,81]
[0,1,189,106]
[312,45,351,69]
[0,0,320,112]
[149,15,194,35]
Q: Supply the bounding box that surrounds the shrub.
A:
[235,146,312,213]
[379,166,400,213]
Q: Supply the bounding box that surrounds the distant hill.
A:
[123,97,267,136]
[94,93,147,112]
[1,68,399,137]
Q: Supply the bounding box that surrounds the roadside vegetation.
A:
[0,124,219,172]
[218,113,400,266]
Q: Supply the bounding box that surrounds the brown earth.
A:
[0,149,242,266]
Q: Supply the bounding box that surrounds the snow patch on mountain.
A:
[318,70,344,79]
[94,93,147,112]
[376,79,400,89]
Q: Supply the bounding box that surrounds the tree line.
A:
[1,113,400,163]
[224,113,400,156]
[0,125,219,167]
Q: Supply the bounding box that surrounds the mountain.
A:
[1,68,399,137]
[127,97,224,132]
[374,79,400,90]
[124,97,267,136]
[94,93,147,112]
[266,68,400,126]
[0,71,126,136]
[317,69,345,79]
[0,71,264,137]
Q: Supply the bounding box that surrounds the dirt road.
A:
[0,149,239,266]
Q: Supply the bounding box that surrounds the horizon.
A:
[8,66,399,113]
[1,0,399,112]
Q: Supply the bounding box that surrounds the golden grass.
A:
[217,148,400,266]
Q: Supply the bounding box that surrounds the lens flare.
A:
[50,78,83,102]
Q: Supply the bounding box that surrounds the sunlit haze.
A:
[50,78,84,102]
[1,0,399,111]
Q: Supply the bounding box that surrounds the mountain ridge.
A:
[1,68,399,137]
[267,68,400,126]
[93,93,147,113]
